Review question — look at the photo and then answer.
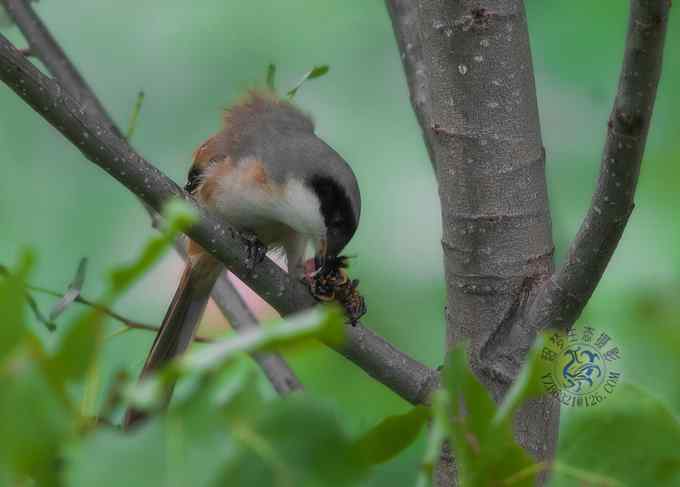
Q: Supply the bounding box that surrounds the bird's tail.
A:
[123,253,221,429]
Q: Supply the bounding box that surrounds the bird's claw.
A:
[241,232,267,270]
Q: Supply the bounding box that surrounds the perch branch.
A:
[528,0,671,330]
[1,0,303,394]
[0,34,438,406]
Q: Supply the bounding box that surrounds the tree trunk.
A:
[387,1,560,484]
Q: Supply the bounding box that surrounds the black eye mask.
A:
[306,175,357,255]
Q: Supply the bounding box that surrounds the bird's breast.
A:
[198,156,326,246]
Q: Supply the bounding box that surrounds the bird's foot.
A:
[240,231,267,270]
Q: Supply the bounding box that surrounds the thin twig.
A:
[527,0,672,331]
[173,238,303,394]
[0,33,438,405]
[0,263,55,330]
[25,283,212,343]
[0,0,304,395]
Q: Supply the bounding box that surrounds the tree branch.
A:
[527,0,672,331]
[213,273,304,394]
[25,263,305,394]
[1,0,303,395]
[173,238,303,395]
[1,0,122,139]
[0,33,438,406]
[24,283,215,341]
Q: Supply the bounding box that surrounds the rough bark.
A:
[387,0,670,485]
[387,0,559,482]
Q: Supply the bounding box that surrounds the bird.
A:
[123,91,361,428]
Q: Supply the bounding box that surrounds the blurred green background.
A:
[0,1,678,485]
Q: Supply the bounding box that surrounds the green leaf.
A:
[354,406,429,466]
[126,306,343,413]
[0,352,73,486]
[66,420,170,487]
[220,395,366,487]
[307,65,329,79]
[551,382,680,486]
[165,361,265,487]
[265,63,276,91]
[286,65,330,98]
[209,356,268,410]
[0,251,33,361]
[444,345,497,440]
[494,333,549,426]
[50,306,105,383]
[109,199,196,294]
[80,359,101,419]
[68,362,257,487]
[306,65,329,80]
[443,345,537,487]
[52,200,195,385]
[178,306,344,374]
[416,391,450,487]
[70,360,368,487]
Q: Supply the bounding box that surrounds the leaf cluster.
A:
[0,200,678,486]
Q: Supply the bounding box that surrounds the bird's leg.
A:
[302,239,327,278]
[304,239,333,300]
[303,240,326,295]
[240,230,267,271]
